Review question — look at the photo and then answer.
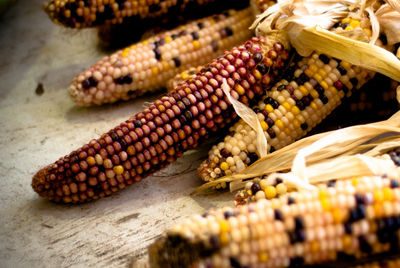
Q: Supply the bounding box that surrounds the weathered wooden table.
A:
[0,1,233,267]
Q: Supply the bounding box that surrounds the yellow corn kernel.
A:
[345,25,354,31]
[309,101,317,111]
[310,89,319,99]
[304,69,313,77]
[151,67,159,75]
[282,101,291,111]
[235,84,245,95]
[264,186,277,199]
[220,162,229,171]
[374,190,384,203]
[309,64,318,73]
[320,81,329,90]
[299,85,308,95]
[318,69,327,77]
[275,119,284,129]
[220,232,230,245]
[260,120,268,131]
[341,61,351,70]
[86,156,96,166]
[193,40,201,50]
[383,188,394,201]
[265,104,274,113]
[313,73,323,82]
[350,20,360,28]
[310,241,320,252]
[293,118,300,128]
[332,208,344,223]
[113,165,124,175]
[342,235,352,249]
[291,106,300,116]
[258,252,269,263]
[342,17,351,24]
[165,36,172,43]
[328,86,338,95]
[219,220,230,233]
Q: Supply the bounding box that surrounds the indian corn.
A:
[32,36,292,203]
[69,8,254,106]
[149,171,400,267]
[43,0,246,28]
[198,16,378,187]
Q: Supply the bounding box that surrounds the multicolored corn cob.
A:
[43,0,247,28]
[32,36,292,203]
[149,169,400,267]
[69,8,254,106]
[198,16,378,186]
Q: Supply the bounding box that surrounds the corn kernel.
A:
[219,220,230,233]
[313,73,323,82]
[383,188,394,201]
[320,81,329,90]
[260,120,268,131]
[291,106,300,115]
[299,85,308,95]
[220,162,229,171]
[193,40,201,50]
[264,186,277,199]
[309,64,318,73]
[86,156,96,166]
[282,101,291,111]
[113,165,124,175]
[235,84,245,95]
[265,104,274,113]
[310,101,318,110]
[165,36,172,43]
[220,232,230,245]
[342,17,351,23]
[275,119,284,129]
[276,183,287,195]
[349,20,360,28]
[258,252,269,262]
[310,89,319,99]
[374,190,384,203]
[151,67,159,75]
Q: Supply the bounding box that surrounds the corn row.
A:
[32,36,292,203]
[198,17,377,186]
[69,8,254,106]
[149,168,400,267]
[43,0,247,28]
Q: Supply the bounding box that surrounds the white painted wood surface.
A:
[0,2,233,267]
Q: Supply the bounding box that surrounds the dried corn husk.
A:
[193,110,400,193]
[253,0,400,81]
[221,79,268,158]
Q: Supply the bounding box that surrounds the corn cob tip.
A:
[32,166,50,199]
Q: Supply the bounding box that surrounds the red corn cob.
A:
[32,36,292,203]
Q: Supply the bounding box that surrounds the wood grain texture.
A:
[0,1,232,267]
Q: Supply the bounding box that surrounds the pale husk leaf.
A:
[297,26,400,81]
[375,3,400,45]
[221,79,268,158]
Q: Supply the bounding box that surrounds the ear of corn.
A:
[43,0,249,28]
[69,8,254,106]
[32,36,293,203]
[149,171,400,267]
[198,16,380,187]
